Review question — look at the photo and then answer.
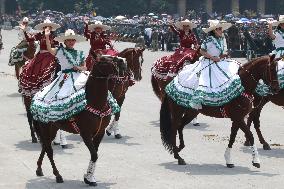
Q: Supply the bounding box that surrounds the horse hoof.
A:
[56,175,64,183]
[244,140,251,146]
[61,145,68,149]
[263,143,271,150]
[115,134,122,139]
[106,130,111,136]
[32,138,38,143]
[178,159,186,165]
[193,123,200,126]
[53,142,60,145]
[84,178,97,186]
[36,168,44,176]
[226,164,235,168]
[253,162,260,168]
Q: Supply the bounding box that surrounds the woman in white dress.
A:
[166,20,244,109]
[269,15,284,58]
[31,29,120,148]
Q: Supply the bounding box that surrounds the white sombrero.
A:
[54,29,86,43]
[202,20,232,33]
[88,21,111,31]
[175,19,197,30]
[34,19,61,31]
[18,17,29,24]
[272,15,284,26]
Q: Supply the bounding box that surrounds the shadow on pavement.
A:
[149,119,210,131]
[14,140,75,154]
[26,177,116,189]
[240,146,284,158]
[159,161,278,177]
[6,92,22,98]
[103,135,140,146]
[66,134,140,146]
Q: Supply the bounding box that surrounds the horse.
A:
[9,40,36,80]
[106,47,145,138]
[34,56,127,186]
[159,55,280,168]
[243,89,284,150]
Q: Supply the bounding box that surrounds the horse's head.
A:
[90,55,127,78]
[119,47,145,81]
[252,55,280,94]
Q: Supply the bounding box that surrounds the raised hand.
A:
[19,24,26,30]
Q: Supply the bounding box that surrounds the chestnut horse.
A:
[34,57,126,186]
[106,47,145,138]
[244,89,284,150]
[160,55,279,168]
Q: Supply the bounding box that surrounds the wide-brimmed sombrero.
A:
[88,21,111,31]
[272,15,284,26]
[175,19,197,30]
[54,29,86,43]
[202,20,232,33]
[34,19,61,31]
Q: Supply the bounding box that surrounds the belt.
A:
[62,69,76,73]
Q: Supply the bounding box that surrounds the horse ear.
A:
[270,54,276,62]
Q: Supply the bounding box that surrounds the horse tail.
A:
[151,75,161,101]
[160,95,174,154]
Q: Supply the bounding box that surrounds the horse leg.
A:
[15,64,20,80]
[245,98,270,150]
[106,96,125,139]
[160,96,186,165]
[27,108,38,143]
[238,120,260,168]
[253,100,270,150]
[24,97,37,143]
[170,103,187,165]
[41,123,63,183]
[81,132,98,186]
[177,111,199,152]
[36,148,45,177]
[225,122,240,168]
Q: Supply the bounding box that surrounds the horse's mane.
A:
[119,48,134,56]
[242,56,269,68]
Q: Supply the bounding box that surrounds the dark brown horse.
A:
[34,56,126,186]
[106,47,145,138]
[160,55,279,168]
[244,89,284,150]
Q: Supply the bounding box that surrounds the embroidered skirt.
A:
[30,71,120,123]
[165,57,244,109]
[19,52,56,97]
[151,48,198,81]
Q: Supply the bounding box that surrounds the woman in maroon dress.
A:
[19,19,61,97]
[151,19,200,125]
[84,19,119,70]
[152,19,200,81]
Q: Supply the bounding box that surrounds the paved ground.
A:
[0,30,284,189]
